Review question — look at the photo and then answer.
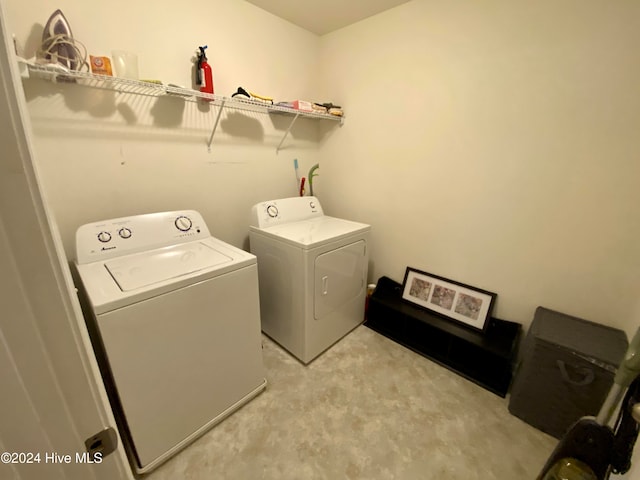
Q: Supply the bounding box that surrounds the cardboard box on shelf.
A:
[292,100,313,112]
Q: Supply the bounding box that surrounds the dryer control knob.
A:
[266,205,278,218]
[175,216,192,232]
[97,231,112,243]
[118,227,132,239]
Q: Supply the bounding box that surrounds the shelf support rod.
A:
[276,112,300,153]
[207,99,226,153]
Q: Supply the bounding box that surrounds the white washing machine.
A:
[73,210,266,474]
[249,196,370,364]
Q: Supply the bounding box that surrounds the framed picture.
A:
[401,267,496,332]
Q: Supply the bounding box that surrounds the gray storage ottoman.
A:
[508,306,628,438]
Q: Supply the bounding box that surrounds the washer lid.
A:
[251,216,370,249]
[105,241,233,291]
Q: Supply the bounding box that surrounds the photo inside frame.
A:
[402,268,496,331]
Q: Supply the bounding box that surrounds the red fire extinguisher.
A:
[196,45,214,95]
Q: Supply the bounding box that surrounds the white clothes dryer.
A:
[249,196,370,364]
[73,210,266,474]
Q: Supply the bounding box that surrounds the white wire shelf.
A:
[21,60,343,152]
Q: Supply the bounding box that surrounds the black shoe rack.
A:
[365,276,521,397]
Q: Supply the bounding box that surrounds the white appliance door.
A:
[0,7,130,479]
[97,265,264,469]
[314,240,366,320]
[105,242,232,291]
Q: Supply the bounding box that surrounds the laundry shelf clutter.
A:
[20,60,343,153]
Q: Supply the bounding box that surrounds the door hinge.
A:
[84,427,118,461]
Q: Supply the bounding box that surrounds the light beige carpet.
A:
[146,325,556,479]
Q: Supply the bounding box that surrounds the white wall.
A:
[5,0,328,258]
[6,1,639,338]
[318,0,640,337]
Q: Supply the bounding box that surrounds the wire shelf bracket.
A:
[207,99,226,153]
[276,112,301,153]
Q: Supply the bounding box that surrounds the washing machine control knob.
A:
[266,205,278,218]
[118,227,132,239]
[175,216,192,232]
[97,231,112,243]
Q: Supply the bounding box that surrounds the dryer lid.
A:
[105,242,233,291]
[252,216,370,249]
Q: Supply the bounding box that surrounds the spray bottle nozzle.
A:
[196,46,208,86]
